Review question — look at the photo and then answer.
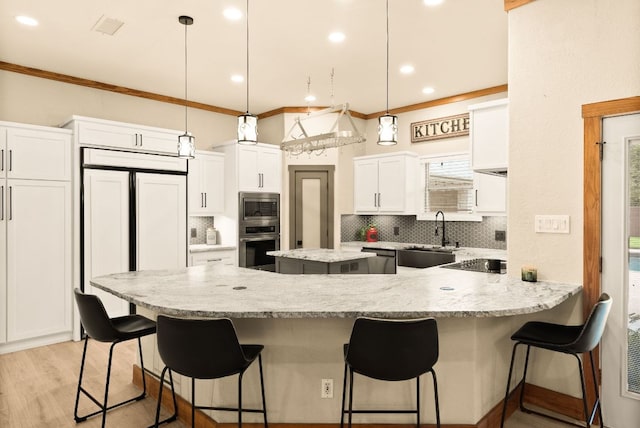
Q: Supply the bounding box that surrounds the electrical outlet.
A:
[321,378,333,399]
[495,230,506,241]
[393,226,400,236]
[190,228,197,238]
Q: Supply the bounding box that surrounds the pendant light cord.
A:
[246,0,250,114]
[385,0,389,115]
[184,20,189,132]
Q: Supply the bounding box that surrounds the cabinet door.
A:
[6,128,71,181]
[377,156,407,212]
[188,156,206,215]
[353,159,379,212]
[259,148,281,192]
[136,173,187,271]
[139,129,180,155]
[77,121,138,150]
[6,180,71,341]
[202,154,225,213]
[0,182,6,343]
[474,173,507,214]
[238,146,260,191]
[470,100,508,171]
[83,170,130,318]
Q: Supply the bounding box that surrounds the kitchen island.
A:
[90,259,582,426]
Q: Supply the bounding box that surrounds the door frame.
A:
[288,165,335,250]
[583,95,640,410]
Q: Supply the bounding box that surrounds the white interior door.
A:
[602,113,640,427]
[83,169,130,318]
[136,173,186,270]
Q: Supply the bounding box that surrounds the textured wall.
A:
[341,214,507,249]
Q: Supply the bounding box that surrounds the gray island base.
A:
[90,263,582,425]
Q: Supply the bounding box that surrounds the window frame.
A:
[417,152,482,222]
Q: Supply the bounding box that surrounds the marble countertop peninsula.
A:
[91,261,580,320]
[267,248,376,263]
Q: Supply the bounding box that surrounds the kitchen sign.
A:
[411,113,470,143]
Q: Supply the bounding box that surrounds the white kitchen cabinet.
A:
[237,144,282,193]
[64,115,182,155]
[0,122,72,350]
[353,152,418,214]
[474,172,507,215]
[190,248,236,266]
[188,151,225,215]
[469,98,508,174]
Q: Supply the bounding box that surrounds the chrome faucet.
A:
[435,210,449,248]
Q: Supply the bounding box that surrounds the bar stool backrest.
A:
[570,292,612,353]
[74,288,121,342]
[346,317,439,381]
[156,315,248,379]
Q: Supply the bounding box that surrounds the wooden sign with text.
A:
[411,113,470,143]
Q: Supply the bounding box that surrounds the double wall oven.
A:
[238,192,280,271]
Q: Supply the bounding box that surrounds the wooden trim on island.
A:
[133,365,583,428]
[504,0,536,12]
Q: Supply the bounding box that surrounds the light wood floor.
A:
[0,339,586,428]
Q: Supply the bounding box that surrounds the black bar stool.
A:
[73,288,176,428]
[153,315,268,428]
[500,293,612,428]
[340,317,440,428]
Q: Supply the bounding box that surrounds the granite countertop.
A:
[90,261,580,319]
[267,248,376,263]
[190,244,237,253]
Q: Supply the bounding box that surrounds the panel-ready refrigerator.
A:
[81,148,187,318]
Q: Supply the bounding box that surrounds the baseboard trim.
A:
[133,366,584,428]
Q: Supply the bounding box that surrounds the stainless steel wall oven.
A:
[238,192,280,271]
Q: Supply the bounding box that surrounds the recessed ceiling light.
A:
[16,15,38,26]
[328,32,346,43]
[424,0,444,6]
[223,7,243,21]
[231,74,244,83]
[422,87,435,95]
[400,64,415,74]
[304,95,316,102]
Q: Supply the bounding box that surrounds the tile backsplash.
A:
[189,216,215,245]
[341,214,507,250]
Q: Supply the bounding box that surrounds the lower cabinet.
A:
[190,249,236,267]
[274,257,370,274]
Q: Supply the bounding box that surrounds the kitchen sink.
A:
[397,247,456,269]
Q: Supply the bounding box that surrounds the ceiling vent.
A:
[92,15,124,36]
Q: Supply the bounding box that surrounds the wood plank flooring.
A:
[0,339,586,428]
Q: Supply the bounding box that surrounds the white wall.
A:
[0,70,237,146]
[508,0,640,284]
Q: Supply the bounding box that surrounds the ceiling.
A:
[0,0,508,116]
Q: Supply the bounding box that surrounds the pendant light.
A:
[237,0,258,145]
[377,0,398,146]
[177,15,196,158]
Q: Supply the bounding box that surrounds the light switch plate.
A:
[535,215,570,234]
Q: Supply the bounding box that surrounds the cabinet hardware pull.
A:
[206,258,222,262]
[8,186,12,220]
[134,134,138,146]
[139,134,143,146]
[204,192,207,208]
[201,193,204,208]
[1,149,3,171]
[475,189,478,206]
[378,193,381,207]
[9,149,12,171]
[1,185,4,221]
[373,193,377,207]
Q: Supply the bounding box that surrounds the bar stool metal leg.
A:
[430,369,441,428]
[258,354,268,427]
[416,376,420,428]
[152,366,178,428]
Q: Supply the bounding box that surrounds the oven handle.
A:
[239,235,279,242]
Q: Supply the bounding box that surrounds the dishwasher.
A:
[361,247,397,274]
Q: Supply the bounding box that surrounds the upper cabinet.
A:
[215,142,282,194]
[353,152,418,214]
[63,115,182,156]
[237,144,281,193]
[473,172,507,215]
[469,98,508,175]
[188,151,225,215]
